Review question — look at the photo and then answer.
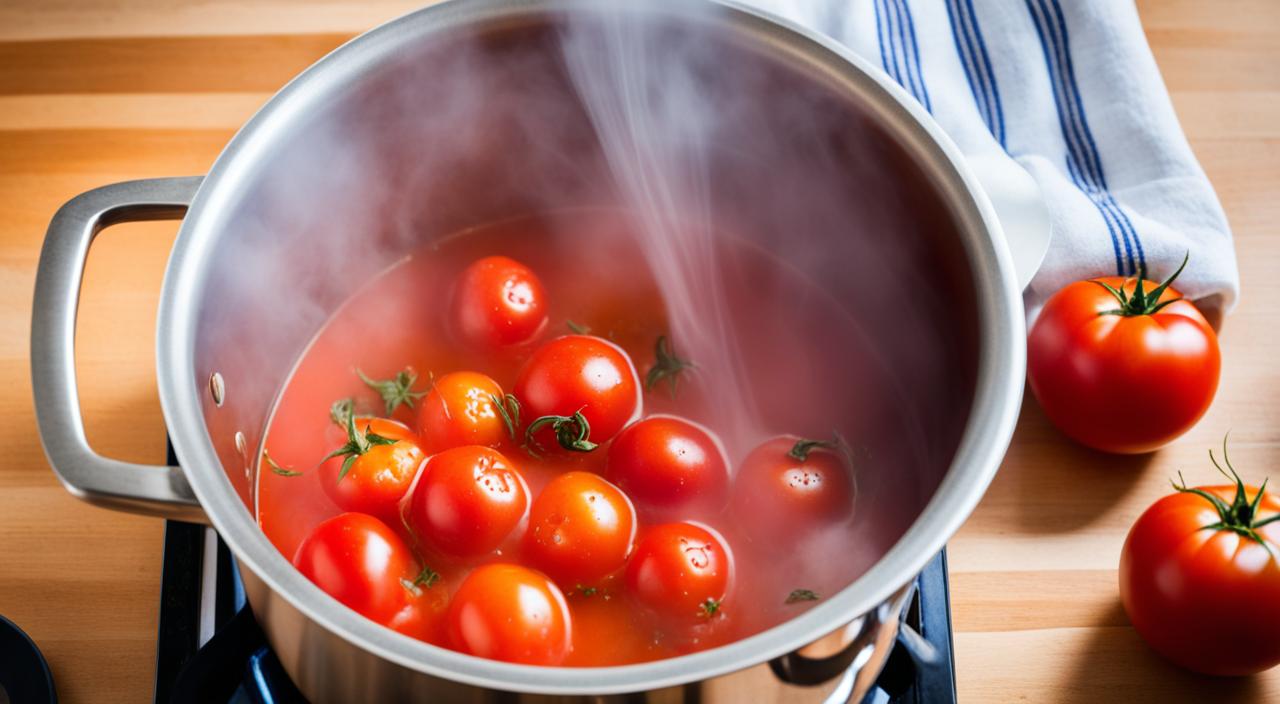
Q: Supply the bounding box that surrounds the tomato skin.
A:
[514,335,641,448]
[446,563,571,665]
[731,436,855,546]
[416,371,508,453]
[450,256,548,351]
[406,446,528,558]
[292,513,416,625]
[1119,486,1280,676]
[319,418,424,523]
[625,522,732,623]
[1028,277,1220,454]
[524,471,636,587]
[386,592,449,645]
[606,415,728,517]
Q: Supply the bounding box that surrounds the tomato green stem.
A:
[489,393,522,443]
[400,564,440,597]
[645,335,695,399]
[1173,434,1278,553]
[357,367,427,415]
[1091,252,1190,317]
[787,432,856,466]
[329,397,355,428]
[524,410,597,455]
[322,413,398,481]
[699,598,722,618]
[785,589,820,604]
[262,450,303,477]
[788,438,834,462]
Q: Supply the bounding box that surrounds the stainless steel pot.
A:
[31,1,1026,701]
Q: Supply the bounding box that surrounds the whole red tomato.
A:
[1120,443,1280,675]
[731,435,856,547]
[292,512,417,625]
[407,446,528,558]
[1028,258,1220,454]
[450,255,548,351]
[606,415,728,516]
[524,471,636,588]
[446,563,572,665]
[513,335,641,453]
[626,522,733,623]
[319,416,424,523]
[415,371,518,453]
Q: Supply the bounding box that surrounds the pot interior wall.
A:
[191,5,978,591]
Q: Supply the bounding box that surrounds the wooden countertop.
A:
[1,1,1276,701]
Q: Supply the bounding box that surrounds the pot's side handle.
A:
[31,177,208,523]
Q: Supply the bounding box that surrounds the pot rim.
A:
[156,0,1025,694]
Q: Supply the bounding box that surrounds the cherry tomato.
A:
[1028,259,1220,454]
[446,563,571,665]
[606,415,728,516]
[524,471,636,587]
[731,436,855,546]
[386,589,450,644]
[626,522,732,623]
[407,446,528,558]
[1119,447,1280,675]
[320,417,424,523]
[415,371,516,453]
[450,255,548,351]
[514,335,641,453]
[292,513,417,625]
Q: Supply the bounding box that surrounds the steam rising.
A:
[560,3,764,448]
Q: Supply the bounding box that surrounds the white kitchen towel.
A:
[744,0,1239,320]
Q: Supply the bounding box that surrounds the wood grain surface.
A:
[1,1,1276,702]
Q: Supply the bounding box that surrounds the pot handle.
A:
[31,177,208,523]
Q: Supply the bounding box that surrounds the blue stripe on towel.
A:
[1044,0,1147,272]
[873,0,899,87]
[1026,0,1124,273]
[897,0,933,112]
[946,1,990,137]
[946,0,1006,147]
[1027,0,1145,275]
[874,0,933,113]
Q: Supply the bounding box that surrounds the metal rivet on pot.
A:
[209,372,225,407]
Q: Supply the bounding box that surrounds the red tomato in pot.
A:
[732,435,855,546]
[513,335,641,453]
[450,255,548,351]
[626,522,732,623]
[524,471,636,588]
[446,563,571,665]
[292,512,417,625]
[1119,451,1280,675]
[416,371,515,453]
[606,415,728,516]
[319,417,424,523]
[386,588,450,644]
[407,446,528,558]
[1028,260,1220,454]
